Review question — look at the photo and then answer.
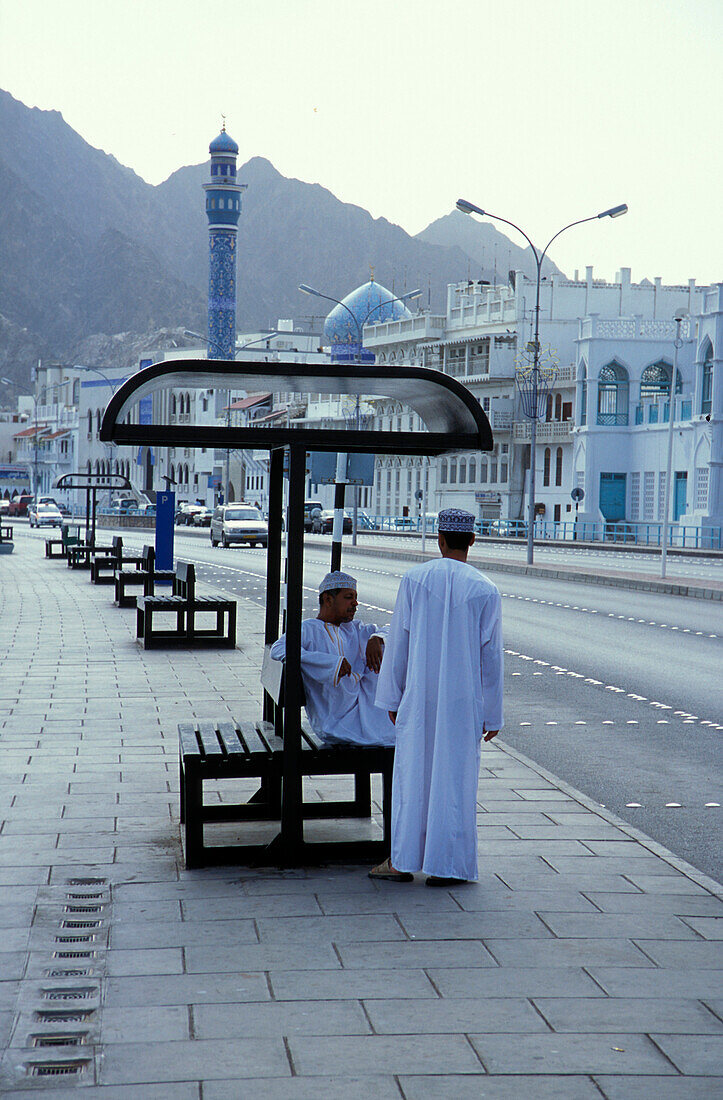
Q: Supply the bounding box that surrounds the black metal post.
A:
[281,443,306,858]
[331,479,346,572]
[264,448,284,723]
[91,486,97,548]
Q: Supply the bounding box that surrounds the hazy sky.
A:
[1,0,721,285]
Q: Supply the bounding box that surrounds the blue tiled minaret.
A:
[203,125,246,359]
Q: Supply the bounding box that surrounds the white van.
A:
[210,504,268,548]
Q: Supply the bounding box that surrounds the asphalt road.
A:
[21,521,723,882]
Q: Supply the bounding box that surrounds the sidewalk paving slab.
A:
[0,529,721,1095]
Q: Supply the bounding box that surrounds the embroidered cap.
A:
[438,508,475,533]
[319,570,357,594]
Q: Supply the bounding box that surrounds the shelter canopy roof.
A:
[100,359,492,456]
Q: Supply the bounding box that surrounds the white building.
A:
[363,268,714,536]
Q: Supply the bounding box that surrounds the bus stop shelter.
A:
[101,359,493,863]
[55,471,133,548]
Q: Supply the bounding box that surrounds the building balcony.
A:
[579,316,693,341]
[633,400,693,425]
[363,313,446,345]
[513,420,574,442]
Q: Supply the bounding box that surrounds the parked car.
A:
[210,504,268,548]
[176,503,205,526]
[311,509,352,535]
[393,516,416,530]
[303,500,324,532]
[7,494,34,517]
[28,503,63,528]
[191,506,213,527]
[56,502,71,517]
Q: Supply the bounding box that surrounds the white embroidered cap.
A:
[319,570,357,593]
[438,508,475,533]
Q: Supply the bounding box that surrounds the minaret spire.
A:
[203,125,246,359]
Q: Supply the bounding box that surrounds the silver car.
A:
[210,505,268,548]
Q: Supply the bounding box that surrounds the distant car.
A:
[28,503,63,528]
[176,503,205,526]
[192,506,213,527]
[0,499,9,515]
[109,497,136,515]
[303,500,324,532]
[210,504,268,548]
[393,516,416,530]
[56,502,71,517]
[7,494,34,517]
[311,509,352,535]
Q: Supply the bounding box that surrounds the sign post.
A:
[155,490,175,584]
[571,486,585,540]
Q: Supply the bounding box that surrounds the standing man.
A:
[372,508,503,885]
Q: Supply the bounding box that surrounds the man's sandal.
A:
[425,876,468,887]
[369,858,413,882]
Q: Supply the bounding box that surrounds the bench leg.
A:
[353,769,372,816]
[227,603,237,647]
[136,604,144,638]
[183,762,204,868]
[381,762,393,849]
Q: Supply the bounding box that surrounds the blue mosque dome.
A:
[323,279,413,356]
[209,130,239,155]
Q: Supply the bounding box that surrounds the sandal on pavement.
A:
[425,876,468,887]
[369,858,413,882]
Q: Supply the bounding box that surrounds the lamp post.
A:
[660,309,688,578]
[298,284,421,561]
[456,198,627,564]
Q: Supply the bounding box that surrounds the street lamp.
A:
[661,309,688,578]
[456,198,627,564]
[299,283,421,558]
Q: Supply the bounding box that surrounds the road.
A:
[21,521,723,882]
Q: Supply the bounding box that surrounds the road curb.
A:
[496,739,723,899]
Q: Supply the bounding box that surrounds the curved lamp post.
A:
[298,284,421,557]
[456,198,627,564]
[661,309,688,578]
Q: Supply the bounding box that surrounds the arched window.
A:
[459,459,467,484]
[546,394,553,422]
[170,464,175,483]
[597,362,629,425]
[543,447,551,486]
[480,459,488,484]
[87,410,92,435]
[440,459,447,484]
[449,459,457,485]
[468,458,476,483]
[171,393,177,415]
[555,447,563,486]
[640,360,680,401]
[701,343,713,415]
[96,408,102,432]
[554,394,562,421]
[578,362,588,426]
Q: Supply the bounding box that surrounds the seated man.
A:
[270,570,395,747]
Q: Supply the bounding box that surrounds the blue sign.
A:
[139,396,153,426]
[155,491,175,584]
[308,452,375,486]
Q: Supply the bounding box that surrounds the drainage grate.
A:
[42,988,96,1002]
[33,1033,86,1048]
[55,934,95,944]
[30,1061,87,1077]
[35,1011,92,1024]
[47,968,91,978]
[54,950,95,960]
[61,920,102,929]
[67,878,107,886]
[67,892,105,901]
[64,904,104,914]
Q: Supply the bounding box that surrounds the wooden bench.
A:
[0,523,13,555]
[45,524,81,559]
[67,539,114,569]
[177,645,393,867]
[115,544,175,607]
[136,561,237,648]
[90,536,145,584]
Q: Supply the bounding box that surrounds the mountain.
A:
[416,210,563,282]
[0,88,552,391]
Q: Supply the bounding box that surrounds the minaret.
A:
[203,123,246,359]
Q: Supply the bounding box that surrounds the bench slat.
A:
[257,720,285,753]
[217,722,248,757]
[178,723,200,757]
[238,721,273,756]
[196,721,223,757]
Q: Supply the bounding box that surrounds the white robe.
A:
[270,619,395,747]
[375,557,504,880]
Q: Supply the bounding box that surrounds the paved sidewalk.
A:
[0,534,721,1097]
